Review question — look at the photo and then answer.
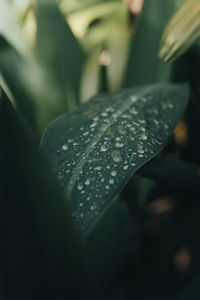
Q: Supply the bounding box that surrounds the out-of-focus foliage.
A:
[124,0,175,87]
[159,0,200,63]
[2,0,200,299]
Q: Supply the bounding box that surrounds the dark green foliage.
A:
[124,0,175,87]
[41,83,188,234]
[1,1,200,299]
[40,83,188,291]
[34,0,85,110]
[2,91,95,300]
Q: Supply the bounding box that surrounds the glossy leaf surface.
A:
[41,83,189,235]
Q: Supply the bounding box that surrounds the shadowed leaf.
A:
[2,90,94,300]
[124,0,175,87]
[41,83,189,289]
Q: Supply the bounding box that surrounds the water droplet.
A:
[111,150,122,163]
[115,137,121,141]
[116,142,124,148]
[130,108,138,115]
[86,196,90,201]
[90,122,97,128]
[153,119,159,125]
[105,185,110,189]
[83,131,89,136]
[101,112,108,117]
[139,119,145,124]
[139,134,147,141]
[73,142,79,146]
[62,144,68,151]
[106,165,111,169]
[100,144,108,152]
[130,127,135,132]
[93,117,99,121]
[77,183,83,190]
[130,95,137,103]
[123,165,129,170]
[138,149,144,154]
[85,178,91,185]
[109,178,114,184]
[79,202,83,207]
[118,125,127,135]
[131,162,136,166]
[122,114,132,119]
[111,170,117,176]
[95,166,102,171]
[68,139,73,143]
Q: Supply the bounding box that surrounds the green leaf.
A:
[136,156,200,191]
[0,0,29,55]
[2,90,95,300]
[0,36,37,132]
[124,0,175,87]
[41,83,189,287]
[178,277,200,300]
[34,0,85,110]
[159,0,200,63]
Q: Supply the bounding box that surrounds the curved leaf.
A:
[41,83,189,288]
[34,0,85,110]
[41,83,188,233]
[124,0,175,87]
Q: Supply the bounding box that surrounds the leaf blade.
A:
[41,83,189,290]
[41,83,189,234]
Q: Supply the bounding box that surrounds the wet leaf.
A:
[41,83,189,287]
[41,83,189,233]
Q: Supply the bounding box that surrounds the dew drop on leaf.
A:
[111,150,122,163]
[100,144,108,152]
[111,170,117,177]
[62,144,68,151]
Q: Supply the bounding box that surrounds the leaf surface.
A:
[34,0,85,110]
[124,0,175,87]
[41,83,189,289]
[41,83,189,233]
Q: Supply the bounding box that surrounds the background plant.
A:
[2,0,200,299]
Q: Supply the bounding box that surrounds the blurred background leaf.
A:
[0,0,86,137]
[61,0,130,99]
[2,88,96,300]
[34,0,85,110]
[123,0,176,87]
[159,0,200,64]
